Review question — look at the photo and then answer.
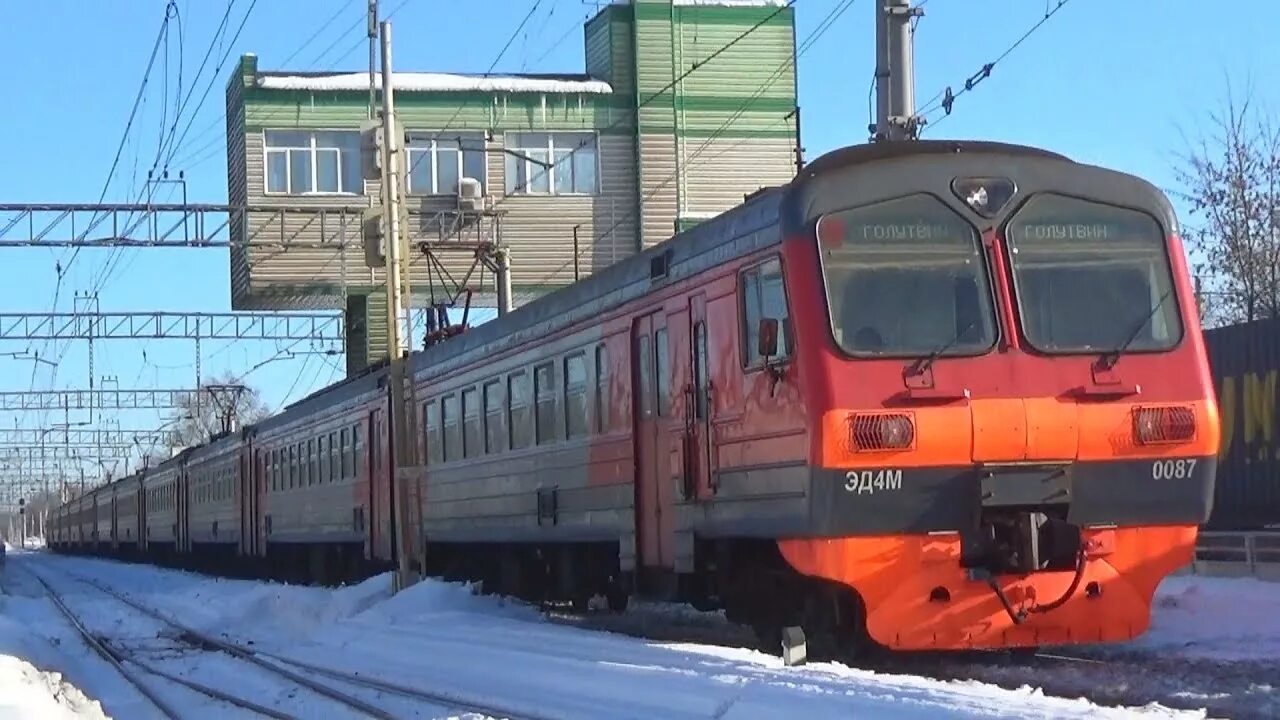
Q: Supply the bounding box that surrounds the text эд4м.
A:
[844,469,903,494]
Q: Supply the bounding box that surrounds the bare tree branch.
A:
[1176,82,1280,327]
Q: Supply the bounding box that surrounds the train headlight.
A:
[1133,405,1196,444]
[850,412,915,451]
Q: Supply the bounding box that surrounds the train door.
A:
[685,294,714,499]
[632,310,675,571]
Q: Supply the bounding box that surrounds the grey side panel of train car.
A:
[1203,317,1280,530]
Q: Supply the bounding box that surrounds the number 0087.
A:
[1151,459,1196,480]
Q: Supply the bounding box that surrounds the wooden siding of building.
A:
[222,2,798,371]
[227,54,639,312]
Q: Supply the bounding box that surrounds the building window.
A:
[264,130,362,195]
[504,132,598,195]
[406,131,486,195]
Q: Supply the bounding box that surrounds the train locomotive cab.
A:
[770,141,1219,652]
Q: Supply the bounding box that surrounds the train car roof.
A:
[798,139,1072,180]
[258,359,390,434]
[122,136,1166,484]
[405,184,787,378]
[183,424,249,463]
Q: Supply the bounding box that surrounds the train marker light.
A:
[952,177,1016,218]
[1132,405,1196,444]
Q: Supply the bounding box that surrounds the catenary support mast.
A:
[380,20,422,592]
[872,0,923,141]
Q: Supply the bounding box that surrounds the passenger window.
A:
[442,394,460,461]
[564,353,588,439]
[307,439,317,486]
[508,372,532,450]
[655,328,670,416]
[638,335,653,418]
[740,257,791,367]
[694,321,709,420]
[318,435,328,484]
[595,344,609,432]
[341,429,352,478]
[484,381,505,453]
[424,401,443,465]
[462,387,481,459]
[535,362,557,445]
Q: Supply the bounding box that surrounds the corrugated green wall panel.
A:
[674,23,795,99]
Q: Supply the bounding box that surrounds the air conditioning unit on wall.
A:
[457,177,484,212]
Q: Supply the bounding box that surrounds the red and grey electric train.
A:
[50,139,1220,654]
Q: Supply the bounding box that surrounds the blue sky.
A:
[0,0,1276,484]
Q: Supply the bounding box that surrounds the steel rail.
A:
[66,565,550,720]
[53,567,400,719]
[25,567,185,720]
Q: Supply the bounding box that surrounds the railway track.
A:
[28,563,551,720]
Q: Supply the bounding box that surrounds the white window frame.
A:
[262,129,362,196]
[405,131,487,196]
[504,131,600,197]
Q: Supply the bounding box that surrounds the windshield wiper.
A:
[1097,286,1175,370]
[908,318,977,376]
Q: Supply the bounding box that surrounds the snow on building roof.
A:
[256,72,613,95]
[616,0,791,6]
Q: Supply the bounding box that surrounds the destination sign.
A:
[818,196,977,248]
[853,221,971,242]
[1014,222,1121,242]
[820,216,974,247]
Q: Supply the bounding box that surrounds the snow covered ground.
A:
[1,545,1273,719]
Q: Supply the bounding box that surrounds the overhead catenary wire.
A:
[917,0,1074,130]
[91,0,263,298]
[28,1,178,460]
[402,0,546,187]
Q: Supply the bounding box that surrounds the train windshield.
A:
[816,194,998,357]
[1006,194,1183,354]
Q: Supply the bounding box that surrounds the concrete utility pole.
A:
[367,0,378,121]
[380,20,422,593]
[872,0,923,141]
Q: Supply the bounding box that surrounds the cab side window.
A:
[740,256,791,367]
